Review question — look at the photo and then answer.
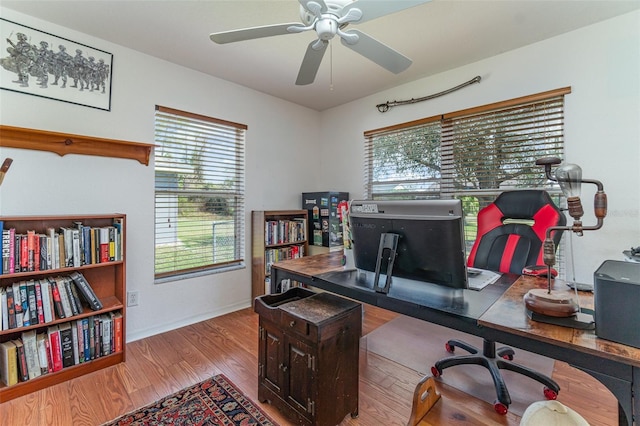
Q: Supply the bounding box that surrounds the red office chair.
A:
[431,190,566,415]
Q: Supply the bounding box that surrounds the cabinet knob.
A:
[279,363,288,372]
[289,321,296,328]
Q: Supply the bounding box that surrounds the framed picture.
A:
[0,18,113,111]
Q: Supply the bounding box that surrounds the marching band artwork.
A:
[0,18,113,111]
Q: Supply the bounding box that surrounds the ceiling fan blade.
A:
[343,0,431,24]
[299,0,328,15]
[210,23,302,44]
[340,29,412,74]
[296,40,329,85]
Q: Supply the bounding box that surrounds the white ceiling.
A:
[3,0,639,111]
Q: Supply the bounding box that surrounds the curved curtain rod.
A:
[376,76,482,113]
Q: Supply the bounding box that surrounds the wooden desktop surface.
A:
[479,275,640,368]
[275,252,640,366]
[272,252,640,425]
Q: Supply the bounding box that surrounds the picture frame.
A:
[0,18,113,111]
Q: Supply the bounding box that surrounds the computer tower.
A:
[594,260,640,348]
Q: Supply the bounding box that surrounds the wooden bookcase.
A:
[0,214,126,402]
[251,210,309,300]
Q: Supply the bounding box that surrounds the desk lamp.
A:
[524,157,607,321]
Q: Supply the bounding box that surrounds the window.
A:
[364,88,570,256]
[154,106,246,280]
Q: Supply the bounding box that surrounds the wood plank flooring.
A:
[0,305,617,425]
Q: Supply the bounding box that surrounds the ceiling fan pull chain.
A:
[329,42,334,91]
[376,76,482,112]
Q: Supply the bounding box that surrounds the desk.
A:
[270,252,640,425]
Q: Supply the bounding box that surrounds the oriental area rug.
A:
[364,314,555,416]
[103,374,278,426]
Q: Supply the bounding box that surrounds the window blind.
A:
[154,106,246,279]
[363,88,570,266]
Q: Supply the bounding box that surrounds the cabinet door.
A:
[285,336,314,418]
[259,320,284,396]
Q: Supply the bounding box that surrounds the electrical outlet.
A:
[127,291,139,307]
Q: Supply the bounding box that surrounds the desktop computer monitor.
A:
[349,199,468,289]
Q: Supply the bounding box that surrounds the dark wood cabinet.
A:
[254,287,361,426]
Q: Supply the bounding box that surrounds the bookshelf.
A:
[0,214,126,402]
[251,210,308,300]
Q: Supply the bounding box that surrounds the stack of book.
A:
[0,219,123,275]
[0,312,123,386]
[0,272,103,331]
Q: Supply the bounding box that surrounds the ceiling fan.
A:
[209,0,431,85]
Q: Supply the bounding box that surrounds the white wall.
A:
[318,11,640,284]
[1,8,638,341]
[0,7,321,341]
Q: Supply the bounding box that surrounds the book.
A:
[63,277,81,316]
[112,218,123,261]
[8,227,15,273]
[39,234,47,271]
[101,314,112,355]
[1,223,9,274]
[36,332,49,375]
[34,279,46,324]
[13,339,29,382]
[27,280,38,325]
[112,311,123,353]
[19,234,28,272]
[5,285,16,329]
[99,227,110,263]
[59,323,74,368]
[18,281,28,327]
[76,320,85,363]
[70,271,103,310]
[49,277,66,319]
[71,228,81,267]
[0,287,7,330]
[39,278,54,323]
[60,227,73,267]
[71,321,80,365]
[12,283,23,328]
[22,329,41,379]
[47,325,63,372]
[0,340,18,386]
[56,277,74,318]
[80,317,90,362]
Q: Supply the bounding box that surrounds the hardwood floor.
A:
[0,305,617,425]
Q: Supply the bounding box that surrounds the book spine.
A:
[20,234,28,272]
[22,330,41,379]
[49,278,66,319]
[0,288,8,330]
[47,326,63,372]
[34,280,46,324]
[39,234,47,271]
[72,229,81,267]
[62,278,80,316]
[0,342,18,386]
[14,340,29,382]
[1,224,9,275]
[36,333,49,375]
[59,323,74,368]
[40,279,54,323]
[8,228,15,274]
[12,283,23,328]
[27,281,38,325]
[76,320,85,363]
[56,277,74,318]
[5,285,16,329]
[19,282,29,326]
[113,312,123,353]
[81,318,90,361]
[71,322,80,365]
[99,227,109,263]
[70,271,103,310]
